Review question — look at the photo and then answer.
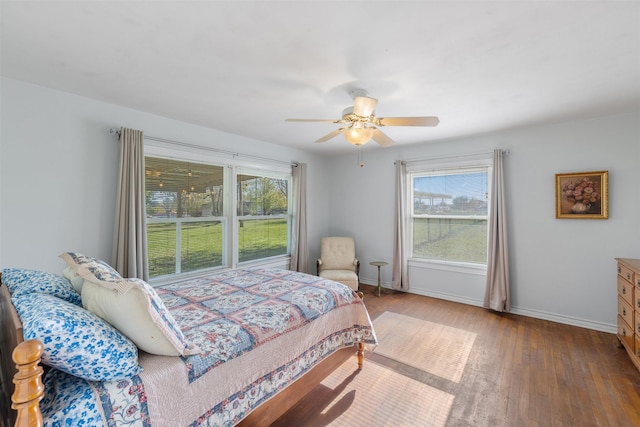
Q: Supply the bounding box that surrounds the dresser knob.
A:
[628,273,632,280]
[623,307,627,316]
[622,287,626,294]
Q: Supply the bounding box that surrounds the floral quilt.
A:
[42,268,377,427]
[159,268,371,382]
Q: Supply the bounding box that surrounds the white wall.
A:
[0,78,330,274]
[2,77,638,333]
[325,112,640,332]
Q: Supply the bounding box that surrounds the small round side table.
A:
[370,261,388,297]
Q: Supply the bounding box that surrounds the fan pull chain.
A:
[358,145,365,167]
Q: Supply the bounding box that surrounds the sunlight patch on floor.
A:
[320,359,454,427]
[373,311,477,383]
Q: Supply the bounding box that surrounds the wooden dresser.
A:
[616,258,640,371]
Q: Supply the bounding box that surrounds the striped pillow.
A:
[59,252,135,293]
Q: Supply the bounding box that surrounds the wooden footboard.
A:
[1,281,25,427]
[2,279,45,427]
[12,340,44,427]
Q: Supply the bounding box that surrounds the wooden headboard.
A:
[1,278,24,427]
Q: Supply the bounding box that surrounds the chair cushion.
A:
[319,270,359,291]
[320,237,356,271]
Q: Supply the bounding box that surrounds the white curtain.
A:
[290,163,309,273]
[112,127,149,281]
[483,149,510,311]
[392,161,409,290]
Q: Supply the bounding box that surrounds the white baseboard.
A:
[359,278,617,334]
[508,306,616,334]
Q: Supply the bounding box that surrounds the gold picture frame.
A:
[555,171,608,219]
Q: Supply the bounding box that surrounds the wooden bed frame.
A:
[0,278,365,426]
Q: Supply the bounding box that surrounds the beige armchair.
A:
[316,236,360,291]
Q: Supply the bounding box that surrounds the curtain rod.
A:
[396,149,510,166]
[109,128,298,167]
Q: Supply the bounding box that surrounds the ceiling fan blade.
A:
[371,128,395,147]
[315,128,346,143]
[285,118,338,123]
[284,119,340,123]
[353,96,378,117]
[377,116,440,127]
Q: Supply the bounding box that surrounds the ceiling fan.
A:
[285,90,439,147]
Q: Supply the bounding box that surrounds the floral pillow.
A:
[59,252,134,293]
[40,369,104,425]
[1,268,82,306]
[12,292,141,382]
[82,279,199,356]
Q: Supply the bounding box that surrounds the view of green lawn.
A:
[238,219,288,262]
[147,219,288,277]
[413,218,487,264]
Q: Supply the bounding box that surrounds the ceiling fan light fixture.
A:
[344,123,373,146]
[285,90,439,147]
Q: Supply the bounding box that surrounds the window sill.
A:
[148,265,229,286]
[237,255,291,270]
[148,256,292,286]
[408,258,487,276]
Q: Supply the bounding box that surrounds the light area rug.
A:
[317,358,455,427]
[372,311,477,383]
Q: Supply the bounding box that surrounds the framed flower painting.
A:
[555,171,608,219]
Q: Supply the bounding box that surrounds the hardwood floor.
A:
[273,285,640,426]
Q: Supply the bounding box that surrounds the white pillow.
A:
[81,279,199,356]
[62,266,84,294]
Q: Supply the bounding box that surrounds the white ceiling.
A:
[2,1,639,155]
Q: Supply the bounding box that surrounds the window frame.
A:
[406,155,492,273]
[233,167,293,267]
[144,143,293,283]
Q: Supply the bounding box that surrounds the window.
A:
[237,171,290,263]
[145,156,292,279]
[409,163,490,266]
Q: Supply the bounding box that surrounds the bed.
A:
[0,254,377,426]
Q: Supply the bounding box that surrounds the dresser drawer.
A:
[618,275,634,306]
[618,296,634,328]
[618,262,635,285]
[618,315,634,351]
[615,258,640,372]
